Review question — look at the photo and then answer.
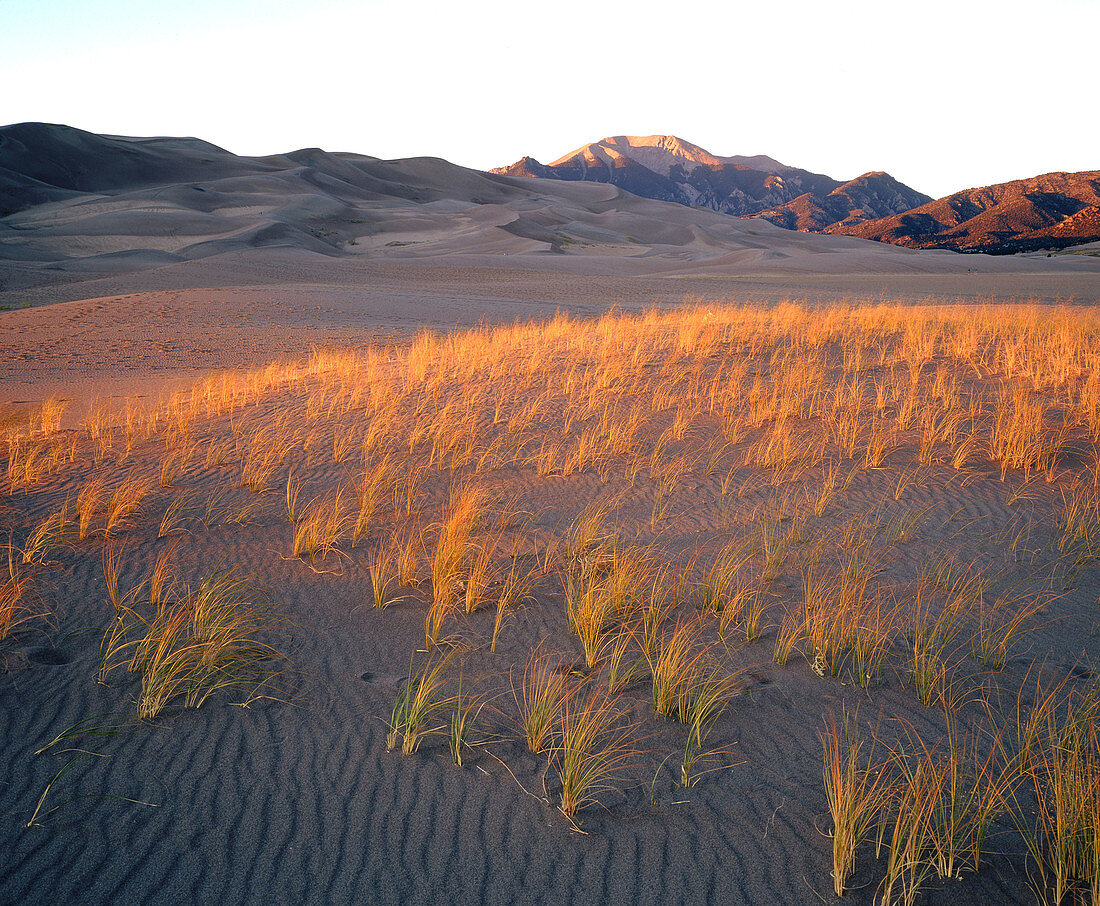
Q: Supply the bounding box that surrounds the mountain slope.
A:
[756,172,933,232]
[496,135,1100,254]
[492,135,842,216]
[832,171,1100,252]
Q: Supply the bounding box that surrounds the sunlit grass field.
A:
[4,301,1100,903]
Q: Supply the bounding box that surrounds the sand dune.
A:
[5,123,1099,315]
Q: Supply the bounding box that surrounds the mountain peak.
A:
[547,135,787,177]
[493,134,834,216]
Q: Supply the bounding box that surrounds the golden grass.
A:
[989,391,1057,480]
[352,454,396,546]
[430,483,492,614]
[908,584,968,708]
[515,648,570,755]
[149,543,177,609]
[395,527,422,588]
[284,473,303,524]
[564,570,612,670]
[102,541,124,612]
[821,711,891,897]
[158,490,191,539]
[554,683,637,821]
[679,663,742,786]
[21,507,69,564]
[1013,689,1100,905]
[969,588,1048,670]
[97,567,284,720]
[464,530,499,615]
[0,541,43,641]
[77,476,106,540]
[449,682,483,767]
[388,651,453,755]
[645,619,709,720]
[11,299,1100,886]
[104,472,151,537]
[368,547,397,610]
[491,558,536,653]
[1057,477,1100,569]
[293,487,350,564]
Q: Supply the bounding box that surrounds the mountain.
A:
[497,136,1099,254]
[830,171,1100,253]
[492,135,844,217]
[756,172,933,232]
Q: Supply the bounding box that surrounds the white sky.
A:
[2,0,1096,199]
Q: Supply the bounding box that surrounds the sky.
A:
[1,0,1097,199]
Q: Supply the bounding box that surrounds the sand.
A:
[2,300,1099,906]
[2,252,1098,416]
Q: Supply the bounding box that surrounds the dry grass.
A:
[77,476,106,540]
[464,531,500,615]
[98,568,284,720]
[1015,690,1100,905]
[368,547,397,610]
[293,487,350,564]
[564,570,613,670]
[104,473,152,537]
[969,589,1048,670]
[449,681,483,767]
[515,648,571,755]
[908,585,968,708]
[679,663,742,786]
[352,455,395,546]
[821,711,891,897]
[645,619,716,721]
[9,298,1100,891]
[1057,478,1100,569]
[989,392,1055,480]
[149,543,177,609]
[491,558,536,653]
[430,483,492,614]
[284,473,303,524]
[0,541,42,641]
[553,683,638,821]
[158,490,192,539]
[102,541,124,612]
[561,500,612,568]
[388,651,453,755]
[21,507,69,564]
[695,540,747,614]
[878,749,939,906]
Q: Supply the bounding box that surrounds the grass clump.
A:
[553,683,637,822]
[515,648,571,755]
[99,568,285,720]
[1014,690,1100,906]
[388,651,453,755]
[1,541,43,640]
[821,711,890,897]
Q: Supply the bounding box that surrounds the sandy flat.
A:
[3,250,1099,414]
[3,297,1100,906]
